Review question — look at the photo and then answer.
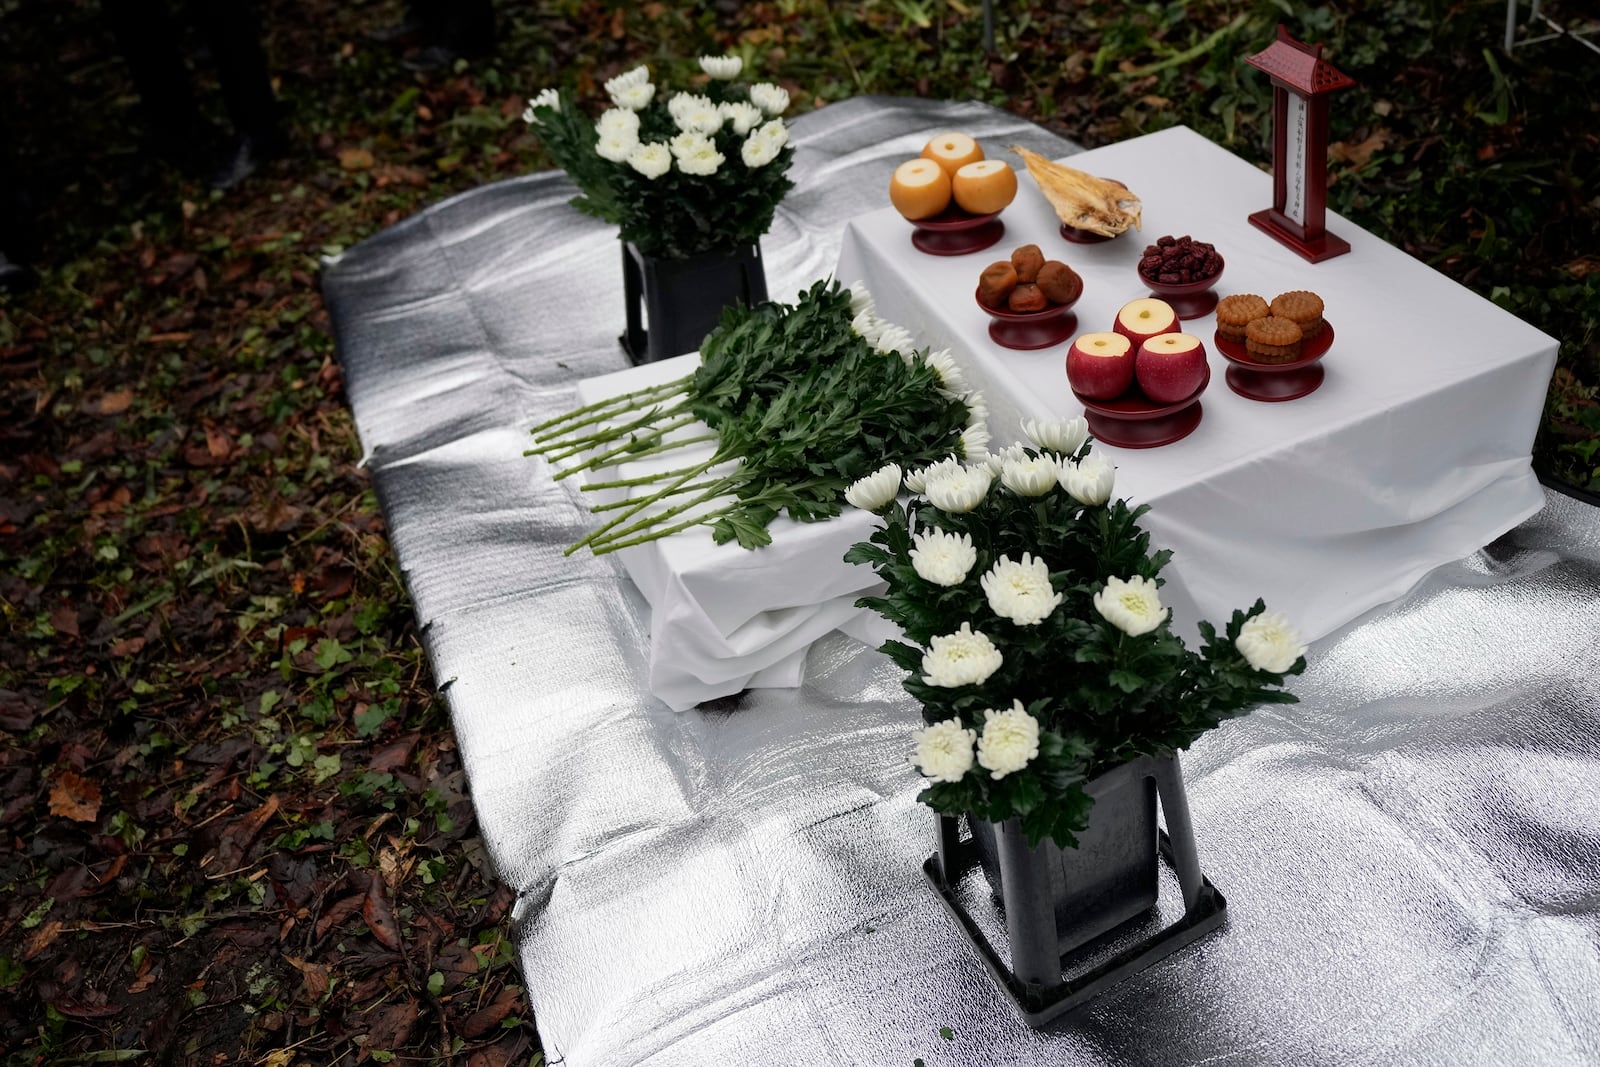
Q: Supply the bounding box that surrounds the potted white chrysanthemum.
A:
[523,57,797,364]
[844,419,1307,1022]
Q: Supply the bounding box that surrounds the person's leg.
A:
[187,0,286,189]
[101,0,207,161]
[0,119,39,293]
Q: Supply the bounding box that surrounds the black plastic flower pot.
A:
[927,753,1227,1027]
[619,240,768,365]
[967,761,1161,954]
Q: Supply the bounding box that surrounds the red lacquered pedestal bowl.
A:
[1072,365,1210,449]
[1059,180,1129,244]
[910,207,1005,256]
[1215,322,1335,402]
[1139,255,1225,320]
[976,288,1080,351]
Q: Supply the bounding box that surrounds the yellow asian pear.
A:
[889,158,953,221]
[951,160,1018,216]
[921,132,985,178]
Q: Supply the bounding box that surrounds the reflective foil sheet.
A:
[323,98,1600,1065]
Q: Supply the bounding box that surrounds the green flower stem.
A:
[590,504,738,555]
[527,378,689,440]
[583,460,717,492]
[583,477,739,552]
[536,400,692,463]
[550,420,709,481]
[564,461,716,556]
[586,479,723,512]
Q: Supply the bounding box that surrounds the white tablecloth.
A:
[836,124,1557,644]
[569,125,1555,709]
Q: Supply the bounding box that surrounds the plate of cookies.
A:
[1213,290,1333,402]
[975,243,1084,350]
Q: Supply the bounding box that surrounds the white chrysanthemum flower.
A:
[904,455,962,494]
[981,553,1063,626]
[741,133,781,168]
[851,309,884,345]
[846,281,875,319]
[699,54,743,80]
[749,82,790,115]
[610,82,656,110]
[1001,455,1060,497]
[627,142,672,179]
[960,422,991,459]
[977,700,1041,779]
[873,324,917,359]
[912,718,977,783]
[596,107,640,140]
[1235,611,1307,674]
[1061,454,1115,505]
[1022,416,1089,456]
[669,131,724,176]
[1094,576,1168,637]
[596,133,638,163]
[522,88,560,124]
[606,65,650,93]
[910,528,977,587]
[754,118,787,148]
[720,100,764,135]
[925,466,991,514]
[923,349,967,396]
[983,443,1029,477]
[921,623,1003,688]
[668,92,718,127]
[844,463,902,513]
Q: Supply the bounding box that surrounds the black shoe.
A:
[0,253,39,295]
[207,131,287,192]
[366,16,424,47]
[399,43,463,72]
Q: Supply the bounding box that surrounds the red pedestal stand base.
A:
[1247,210,1351,263]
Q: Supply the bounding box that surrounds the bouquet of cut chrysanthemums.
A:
[524,55,795,260]
[527,280,990,555]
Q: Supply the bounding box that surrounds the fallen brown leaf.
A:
[49,602,80,638]
[458,986,521,1038]
[339,147,375,171]
[92,389,134,415]
[48,769,102,823]
[364,872,403,950]
[21,919,64,960]
[360,998,419,1055]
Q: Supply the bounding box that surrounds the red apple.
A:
[1112,298,1179,347]
[1135,333,1208,404]
[1065,331,1135,400]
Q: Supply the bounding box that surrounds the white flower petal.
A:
[699,54,744,80]
[749,82,790,116]
[1060,454,1115,505]
[977,700,1040,779]
[1093,576,1168,637]
[1001,455,1060,497]
[1022,416,1089,456]
[844,463,902,513]
[904,454,962,494]
[924,466,991,514]
[980,553,1063,626]
[921,623,1003,688]
[1235,611,1307,674]
[912,718,977,783]
[626,142,672,179]
[910,529,977,587]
